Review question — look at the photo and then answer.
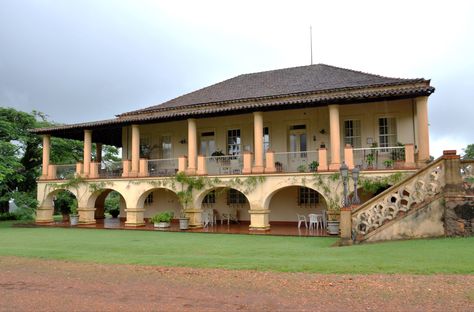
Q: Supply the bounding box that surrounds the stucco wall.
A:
[268,186,326,222]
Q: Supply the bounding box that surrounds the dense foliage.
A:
[463,144,474,160]
[0,108,119,219]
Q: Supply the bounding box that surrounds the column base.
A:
[264,167,276,173]
[249,225,271,231]
[78,207,96,224]
[125,222,146,227]
[249,209,270,230]
[36,207,54,223]
[185,168,196,175]
[125,208,145,226]
[251,166,265,174]
[328,163,341,171]
[184,208,203,228]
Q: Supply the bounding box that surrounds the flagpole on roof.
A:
[310,25,313,65]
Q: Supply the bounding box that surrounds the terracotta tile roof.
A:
[120,64,431,117]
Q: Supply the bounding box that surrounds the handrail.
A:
[352,157,443,215]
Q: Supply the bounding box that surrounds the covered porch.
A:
[31,217,330,237]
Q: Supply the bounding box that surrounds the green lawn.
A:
[0,221,472,274]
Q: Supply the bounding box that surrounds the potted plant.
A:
[151,211,173,228]
[108,208,120,218]
[69,199,79,226]
[383,159,394,169]
[297,164,306,173]
[275,161,283,172]
[391,142,406,168]
[366,153,375,169]
[309,160,319,172]
[326,207,340,235]
[54,191,73,222]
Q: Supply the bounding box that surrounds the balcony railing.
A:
[148,158,179,176]
[98,161,123,178]
[273,151,319,173]
[55,164,76,180]
[204,155,243,175]
[352,146,405,170]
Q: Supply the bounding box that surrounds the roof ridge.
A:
[317,63,422,81]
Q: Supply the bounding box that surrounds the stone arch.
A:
[41,188,79,209]
[195,186,251,222]
[136,187,182,219]
[86,188,128,209]
[85,188,127,220]
[263,184,329,223]
[262,183,329,211]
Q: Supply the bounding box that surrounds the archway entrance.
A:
[200,187,250,225]
[268,186,327,226]
[92,189,126,221]
[52,190,78,223]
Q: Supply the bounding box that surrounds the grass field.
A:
[0,221,472,274]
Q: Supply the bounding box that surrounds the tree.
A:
[0,107,120,217]
[463,144,474,160]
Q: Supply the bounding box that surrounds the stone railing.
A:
[352,157,445,237]
[461,160,474,194]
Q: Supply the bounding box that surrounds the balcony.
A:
[40,144,417,181]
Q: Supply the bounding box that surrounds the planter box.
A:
[179,218,189,230]
[154,222,170,228]
[326,220,340,235]
[70,214,79,226]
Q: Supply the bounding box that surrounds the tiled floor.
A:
[33,218,331,237]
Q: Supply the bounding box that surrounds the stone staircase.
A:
[350,156,448,243]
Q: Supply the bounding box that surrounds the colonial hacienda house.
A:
[33,64,472,242]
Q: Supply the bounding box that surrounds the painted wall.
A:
[268,186,327,222]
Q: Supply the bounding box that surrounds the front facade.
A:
[34,64,434,230]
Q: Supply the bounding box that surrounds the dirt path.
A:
[0,256,473,312]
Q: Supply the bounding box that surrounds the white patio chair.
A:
[308,213,323,230]
[297,214,307,229]
[321,210,327,229]
[202,210,211,227]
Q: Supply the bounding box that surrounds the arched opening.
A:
[200,187,250,224]
[267,186,327,224]
[52,190,78,223]
[139,188,183,221]
[92,189,126,221]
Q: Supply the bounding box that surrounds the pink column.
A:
[83,130,92,177]
[416,96,430,162]
[264,150,276,173]
[252,112,264,173]
[41,135,51,179]
[130,124,140,176]
[187,119,197,174]
[344,144,354,170]
[328,105,341,170]
[318,148,328,171]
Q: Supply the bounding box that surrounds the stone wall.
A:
[444,197,474,237]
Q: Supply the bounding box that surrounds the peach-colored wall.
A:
[268,186,327,222]
[143,189,182,218]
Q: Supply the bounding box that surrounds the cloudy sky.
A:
[1,0,473,157]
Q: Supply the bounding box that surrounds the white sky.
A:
[1,0,473,157]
